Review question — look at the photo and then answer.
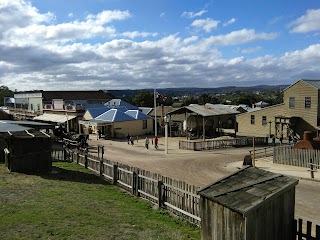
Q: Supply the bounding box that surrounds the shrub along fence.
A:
[179,137,268,151]
[273,146,320,168]
[62,148,201,225]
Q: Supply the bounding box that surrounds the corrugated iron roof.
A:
[87,106,128,119]
[104,99,139,110]
[95,109,135,122]
[198,167,298,216]
[0,122,31,132]
[33,113,77,123]
[168,104,239,117]
[125,110,151,120]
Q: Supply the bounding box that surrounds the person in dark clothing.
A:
[126,134,130,144]
[279,135,283,145]
[98,129,101,139]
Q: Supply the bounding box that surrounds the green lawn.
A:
[0,162,200,240]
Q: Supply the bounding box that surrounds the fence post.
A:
[158,181,164,208]
[311,163,314,179]
[76,152,79,164]
[135,169,140,197]
[292,219,297,240]
[113,164,118,185]
[132,171,137,195]
[99,158,104,178]
[85,154,88,169]
[298,219,303,240]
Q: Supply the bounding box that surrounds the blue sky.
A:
[0,0,320,90]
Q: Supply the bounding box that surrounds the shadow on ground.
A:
[40,165,109,185]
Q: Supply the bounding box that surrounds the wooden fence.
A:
[64,148,201,225]
[294,219,320,240]
[50,147,320,236]
[179,137,268,151]
[249,146,274,159]
[273,146,320,168]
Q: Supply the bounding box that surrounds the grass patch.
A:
[0,162,200,240]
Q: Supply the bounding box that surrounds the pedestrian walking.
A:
[154,136,158,149]
[280,134,283,145]
[145,137,149,149]
[130,136,134,146]
[126,134,130,144]
[271,135,275,146]
[97,129,101,139]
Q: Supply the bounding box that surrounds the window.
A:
[251,115,255,125]
[289,97,295,109]
[305,97,311,108]
[142,120,147,129]
[262,116,267,126]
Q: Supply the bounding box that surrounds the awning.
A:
[33,113,77,123]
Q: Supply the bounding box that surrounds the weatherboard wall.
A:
[236,80,320,138]
[283,80,318,129]
[112,118,153,137]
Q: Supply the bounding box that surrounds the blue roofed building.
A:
[79,108,153,138]
[125,110,151,120]
[104,99,140,110]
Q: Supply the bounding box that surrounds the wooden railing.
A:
[249,146,274,159]
[273,146,320,167]
[179,137,268,151]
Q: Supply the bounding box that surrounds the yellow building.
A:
[236,79,320,139]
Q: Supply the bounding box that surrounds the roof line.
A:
[211,173,283,198]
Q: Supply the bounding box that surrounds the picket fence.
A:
[51,148,320,237]
[273,146,320,168]
[54,148,201,225]
[179,137,268,151]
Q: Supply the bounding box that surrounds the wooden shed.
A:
[4,131,52,173]
[197,166,298,240]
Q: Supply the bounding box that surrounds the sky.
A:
[0,0,320,91]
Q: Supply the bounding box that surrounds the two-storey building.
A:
[236,79,320,139]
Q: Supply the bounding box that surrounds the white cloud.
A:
[181,10,207,18]
[86,10,131,25]
[0,0,319,91]
[223,18,237,27]
[121,31,158,39]
[236,46,262,54]
[68,13,74,18]
[160,12,166,18]
[289,9,320,33]
[191,18,220,32]
[204,29,278,46]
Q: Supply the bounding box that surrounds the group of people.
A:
[126,134,158,150]
[126,134,135,146]
[271,134,298,146]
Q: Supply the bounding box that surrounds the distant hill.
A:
[108,85,289,98]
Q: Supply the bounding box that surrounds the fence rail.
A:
[179,137,268,151]
[273,146,320,167]
[249,146,274,159]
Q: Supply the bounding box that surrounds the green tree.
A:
[131,91,154,107]
[182,96,199,106]
[0,86,13,106]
